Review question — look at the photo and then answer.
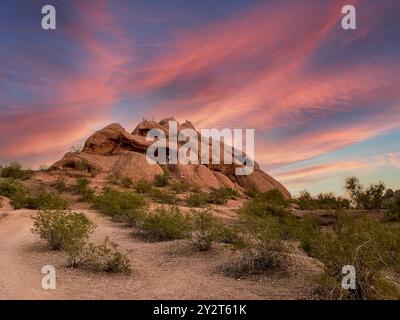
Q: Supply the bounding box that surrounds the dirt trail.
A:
[0,211,51,299]
[0,209,317,300]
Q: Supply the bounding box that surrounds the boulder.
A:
[236,168,291,199]
[168,164,223,190]
[111,151,163,183]
[82,123,151,155]
[132,120,166,137]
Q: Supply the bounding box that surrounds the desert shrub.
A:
[10,190,29,209]
[150,188,177,205]
[51,176,67,193]
[189,210,224,251]
[83,237,131,274]
[27,192,69,210]
[135,179,153,194]
[217,226,247,249]
[295,190,351,210]
[254,189,287,206]
[295,190,314,210]
[31,210,94,252]
[222,214,288,277]
[0,179,30,209]
[0,179,24,198]
[93,188,146,225]
[154,170,170,187]
[207,188,239,205]
[170,180,189,193]
[186,192,209,207]
[120,177,133,188]
[241,193,289,218]
[1,162,33,180]
[240,189,289,220]
[289,215,321,255]
[138,207,190,242]
[71,178,90,192]
[345,176,385,209]
[308,213,400,299]
[244,189,259,199]
[71,178,96,202]
[383,194,400,222]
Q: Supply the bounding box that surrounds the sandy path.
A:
[0,209,316,300]
[0,211,52,299]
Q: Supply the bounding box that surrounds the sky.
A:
[0,0,399,196]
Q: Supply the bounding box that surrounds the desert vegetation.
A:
[1,162,33,180]
[31,210,131,273]
[93,187,147,226]
[294,191,350,210]
[2,156,399,300]
[137,206,191,242]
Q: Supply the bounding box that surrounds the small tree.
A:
[345,177,385,209]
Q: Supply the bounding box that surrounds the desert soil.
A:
[0,209,320,300]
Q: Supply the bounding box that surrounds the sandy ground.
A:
[0,209,320,300]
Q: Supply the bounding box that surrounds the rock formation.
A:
[50,118,291,198]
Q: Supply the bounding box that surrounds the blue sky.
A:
[0,0,399,195]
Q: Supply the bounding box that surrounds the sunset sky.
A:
[0,0,399,195]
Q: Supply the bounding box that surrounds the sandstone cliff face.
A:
[50,118,291,198]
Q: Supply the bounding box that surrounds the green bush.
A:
[255,189,287,206]
[1,162,33,180]
[139,207,190,242]
[93,188,146,226]
[0,179,29,209]
[0,180,64,210]
[120,177,133,188]
[150,188,177,205]
[241,196,289,219]
[10,190,29,209]
[135,179,153,194]
[32,210,94,252]
[154,170,170,187]
[84,237,131,274]
[187,192,209,207]
[294,190,350,210]
[307,213,400,299]
[207,188,239,205]
[222,214,288,277]
[170,180,189,193]
[51,176,67,193]
[239,189,289,220]
[217,226,246,249]
[71,178,96,202]
[0,178,25,198]
[189,210,224,251]
[27,192,69,210]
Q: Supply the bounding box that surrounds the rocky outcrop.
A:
[112,151,163,182]
[82,123,151,155]
[50,119,291,198]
